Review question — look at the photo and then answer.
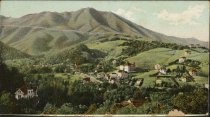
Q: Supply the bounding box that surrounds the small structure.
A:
[117,70,128,79]
[178,57,186,63]
[181,77,187,82]
[159,68,167,75]
[154,64,161,70]
[15,85,38,100]
[181,74,192,82]
[112,59,117,66]
[119,61,135,73]
[134,78,144,87]
[188,69,198,76]
[205,84,209,89]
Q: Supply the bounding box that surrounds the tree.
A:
[0,43,3,63]
[56,103,76,114]
[0,63,24,92]
[0,92,17,113]
[42,103,57,114]
[17,98,39,114]
[85,104,97,114]
[172,88,208,114]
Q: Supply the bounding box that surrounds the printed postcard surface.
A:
[0,1,209,116]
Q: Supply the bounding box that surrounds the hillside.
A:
[0,41,31,60]
[0,8,208,56]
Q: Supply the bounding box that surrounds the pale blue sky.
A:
[0,1,209,42]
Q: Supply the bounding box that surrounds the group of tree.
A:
[120,40,189,56]
[0,47,25,113]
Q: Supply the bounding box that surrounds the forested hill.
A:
[0,41,31,60]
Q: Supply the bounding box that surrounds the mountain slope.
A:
[0,41,31,60]
[0,8,208,56]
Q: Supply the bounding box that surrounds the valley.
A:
[0,8,209,115]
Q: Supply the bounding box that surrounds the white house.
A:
[119,65,124,71]
[205,84,209,89]
[159,68,167,74]
[178,57,186,63]
[117,70,128,79]
[154,64,161,70]
[134,79,144,87]
[119,61,135,73]
[112,59,117,66]
[188,69,198,76]
[15,85,38,100]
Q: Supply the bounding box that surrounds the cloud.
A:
[131,7,146,13]
[113,8,135,22]
[157,5,205,25]
[113,7,145,22]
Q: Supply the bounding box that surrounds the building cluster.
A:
[15,84,38,100]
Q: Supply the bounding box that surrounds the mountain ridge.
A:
[0,8,208,56]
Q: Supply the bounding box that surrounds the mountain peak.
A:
[79,7,97,12]
[1,8,207,48]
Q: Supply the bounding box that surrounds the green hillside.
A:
[0,41,31,60]
[127,48,208,76]
[86,40,127,60]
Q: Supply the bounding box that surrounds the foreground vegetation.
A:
[0,39,209,114]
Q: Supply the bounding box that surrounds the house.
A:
[178,57,186,63]
[181,74,192,82]
[181,77,187,82]
[188,69,198,76]
[119,61,135,73]
[112,59,117,66]
[205,84,209,89]
[159,68,167,75]
[134,78,144,87]
[15,85,38,100]
[117,70,128,79]
[154,64,161,70]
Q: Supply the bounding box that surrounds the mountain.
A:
[0,8,208,55]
